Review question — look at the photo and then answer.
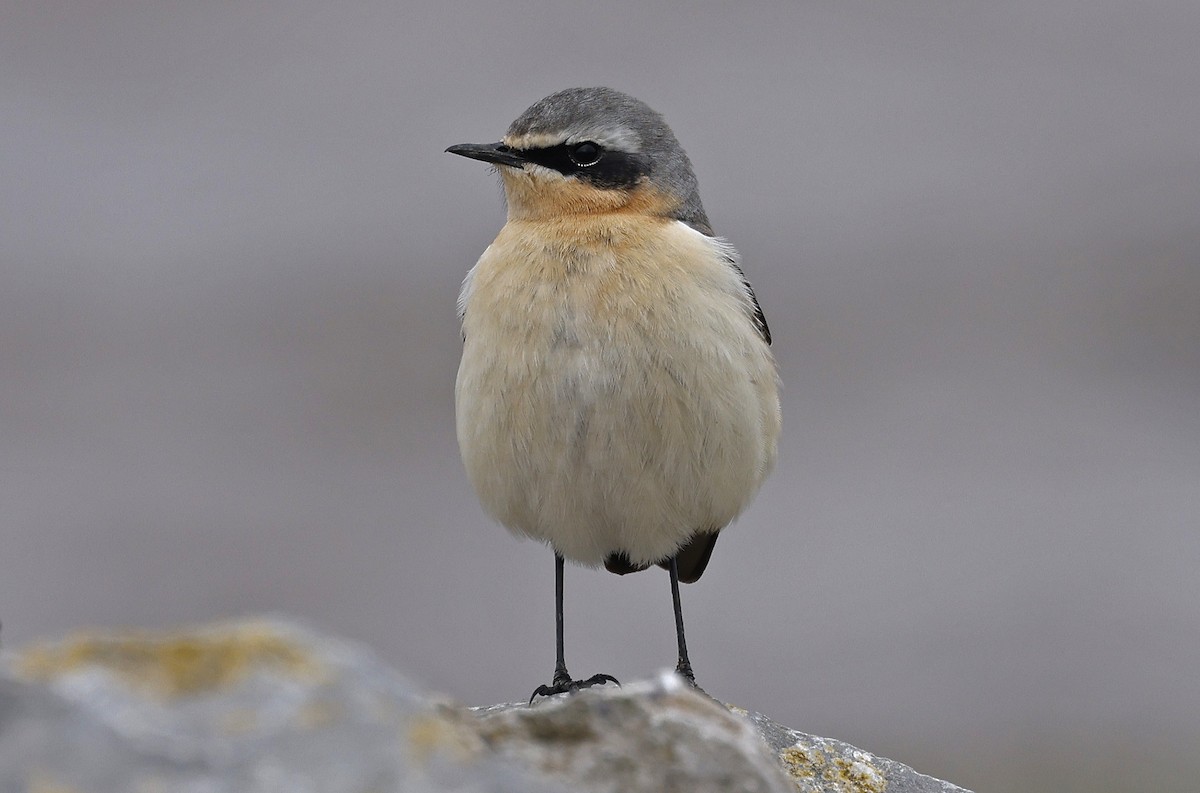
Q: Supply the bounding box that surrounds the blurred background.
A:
[2,2,1197,790]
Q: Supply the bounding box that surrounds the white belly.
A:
[455,219,779,567]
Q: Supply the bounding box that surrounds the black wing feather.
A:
[725,257,771,346]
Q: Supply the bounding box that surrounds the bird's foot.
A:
[674,658,712,698]
[529,671,619,704]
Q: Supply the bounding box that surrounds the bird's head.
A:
[447,87,712,233]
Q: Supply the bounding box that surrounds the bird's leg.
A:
[529,553,619,703]
[550,551,571,687]
[669,556,698,686]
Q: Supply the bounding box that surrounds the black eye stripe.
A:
[518,144,647,189]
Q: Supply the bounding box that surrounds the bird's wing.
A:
[724,256,771,346]
[692,226,772,347]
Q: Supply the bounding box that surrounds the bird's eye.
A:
[568,141,603,167]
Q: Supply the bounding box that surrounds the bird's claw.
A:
[675,659,696,686]
[528,672,620,704]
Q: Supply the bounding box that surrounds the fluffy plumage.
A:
[453,87,780,582]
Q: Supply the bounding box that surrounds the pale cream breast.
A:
[456,216,780,566]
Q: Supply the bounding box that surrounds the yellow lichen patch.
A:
[780,744,823,774]
[828,751,887,793]
[779,743,887,793]
[14,622,324,699]
[779,743,826,791]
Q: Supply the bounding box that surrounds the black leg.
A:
[529,553,619,703]
[551,553,570,687]
[669,556,697,686]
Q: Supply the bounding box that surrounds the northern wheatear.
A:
[447,87,780,700]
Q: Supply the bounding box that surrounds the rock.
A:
[474,674,795,792]
[0,617,973,793]
[743,709,971,793]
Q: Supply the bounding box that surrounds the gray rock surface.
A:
[0,617,973,792]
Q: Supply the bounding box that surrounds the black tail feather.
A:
[660,532,719,583]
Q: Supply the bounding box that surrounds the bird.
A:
[446,87,780,702]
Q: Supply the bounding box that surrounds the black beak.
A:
[445,142,527,168]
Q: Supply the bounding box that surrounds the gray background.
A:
[2,2,1198,791]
